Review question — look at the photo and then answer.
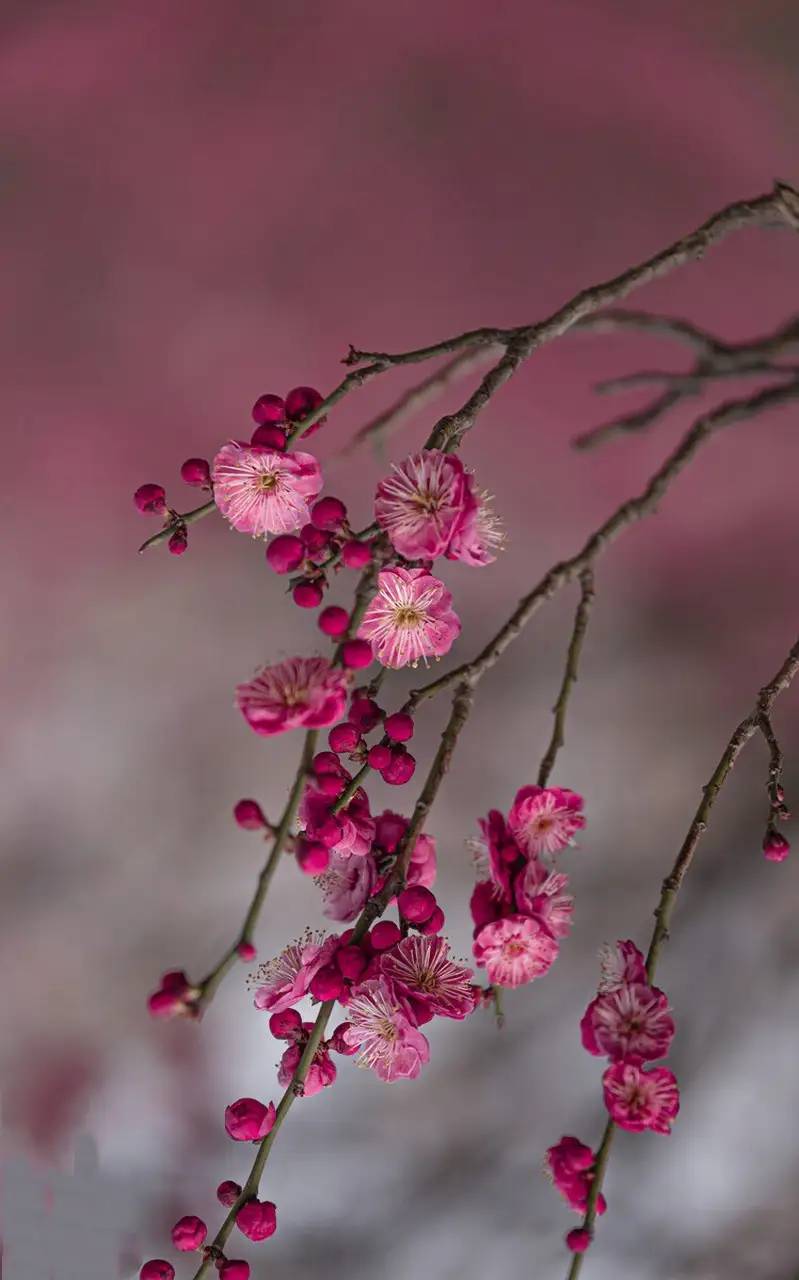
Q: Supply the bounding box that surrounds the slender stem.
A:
[564,635,799,1277]
[537,569,595,788]
[138,498,217,553]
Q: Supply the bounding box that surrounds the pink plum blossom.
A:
[597,940,648,993]
[212,442,322,536]
[301,785,376,859]
[277,1041,337,1096]
[472,914,559,987]
[507,785,585,859]
[545,1136,607,1216]
[358,566,461,669]
[374,450,476,560]
[380,935,476,1020]
[602,1062,680,1134]
[514,863,574,938]
[224,1098,277,1142]
[251,931,337,1013]
[406,829,438,889]
[342,978,431,1081]
[236,656,348,736]
[318,848,378,921]
[446,486,504,565]
[581,983,675,1063]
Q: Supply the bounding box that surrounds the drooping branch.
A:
[537,569,596,788]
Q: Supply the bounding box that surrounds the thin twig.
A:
[537,569,596,788]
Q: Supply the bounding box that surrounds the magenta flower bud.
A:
[296,837,330,875]
[419,904,446,935]
[340,539,372,568]
[251,423,287,450]
[367,744,392,770]
[219,1262,251,1280]
[140,1262,175,1280]
[133,483,167,515]
[312,750,341,774]
[266,534,304,574]
[319,605,350,637]
[329,722,361,753]
[381,748,416,786]
[293,580,324,609]
[398,886,436,924]
[335,944,368,981]
[300,522,330,553]
[286,385,324,426]
[309,962,347,1002]
[252,393,286,425]
[237,941,257,961]
[342,639,373,670]
[269,1008,303,1040]
[763,830,790,862]
[161,969,191,993]
[316,771,345,798]
[180,457,211,488]
[566,1229,592,1254]
[313,814,344,848]
[217,1180,242,1207]
[330,1021,359,1055]
[147,989,183,1018]
[349,694,383,732]
[384,712,414,742]
[311,496,347,531]
[370,920,402,951]
[171,1215,207,1252]
[168,531,188,556]
[225,1097,276,1142]
[234,798,267,830]
[235,1198,277,1242]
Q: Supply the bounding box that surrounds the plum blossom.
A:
[277,1040,337,1096]
[358,566,461,669]
[545,1136,607,1216]
[515,864,574,940]
[507,785,585,858]
[602,1062,680,1134]
[236,656,347,736]
[318,848,377,921]
[342,978,430,1081]
[472,914,559,987]
[380,935,476,1020]
[446,486,504,565]
[597,939,648,993]
[251,931,336,1013]
[212,442,322,536]
[374,450,476,560]
[301,785,376,859]
[581,982,675,1063]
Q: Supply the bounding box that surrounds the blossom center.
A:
[393,605,424,629]
[256,471,279,492]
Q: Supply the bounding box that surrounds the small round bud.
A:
[225,1098,276,1142]
[234,798,266,830]
[309,963,347,1002]
[340,539,372,568]
[335,944,368,981]
[269,1008,303,1040]
[171,1215,207,1252]
[329,1021,359,1055]
[296,838,330,875]
[398,886,436,924]
[341,639,372,670]
[251,423,287,450]
[329,722,361,754]
[180,457,211,488]
[140,1262,175,1280]
[763,830,790,862]
[311,496,347,531]
[252,393,286,425]
[168,531,188,556]
[219,1263,251,1280]
[367,744,392,770]
[133,483,167,515]
[384,712,414,742]
[316,771,345,797]
[285,385,324,427]
[216,1180,242,1207]
[237,941,257,961]
[312,750,341,774]
[566,1229,592,1254]
[235,1198,277,1242]
[418,904,446,935]
[300,523,330,553]
[293,580,324,609]
[318,606,349,637]
[370,920,402,951]
[381,748,416,786]
[349,694,382,733]
[266,534,304,574]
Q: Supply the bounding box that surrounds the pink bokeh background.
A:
[3,3,798,1277]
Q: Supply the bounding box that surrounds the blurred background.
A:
[2,2,799,1277]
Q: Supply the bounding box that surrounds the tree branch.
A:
[537,569,596,788]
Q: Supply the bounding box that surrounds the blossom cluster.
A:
[469,786,585,987]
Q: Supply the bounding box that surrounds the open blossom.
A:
[358,566,461,669]
[342,978,430,1081]
[277,1040,337,1096]
[602,1062,680,1134]
[318,849,377,921]
[507,785,585,859]
[515,864,574,939]
[301,786,376,859]
[545,1136,607,1216]
[236,656,348,736]
[597,939,648,993]
[212,442,322,536]
[446,486,504,566]
[374,450,476,560]
[581,982,675,1063]
[251,931,336,1013]
[380,935,476,1020]
[472,914,559,987]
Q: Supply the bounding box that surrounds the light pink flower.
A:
[212,441,322,536]
[318,849,378,922]
[251,931,336,1013]
[277,1041,337,1096]
[545,1136,607,1216]
[446,486,504,566]
[374,450,474,560]
[581,983,675,1063]
[236,656,348,736]
[380,935,476,1020]
[602,1062,680,1134]
[597,940,648,993]
[358,566,461,670]
[406,830,438,889]
[507,786,585,859]
[342,978,430,1081]
[472,914,559,987]
[515,863,574,939]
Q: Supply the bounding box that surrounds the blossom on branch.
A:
[236,656,348,736]
[357,566,461,669]
[212,441,322,536]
